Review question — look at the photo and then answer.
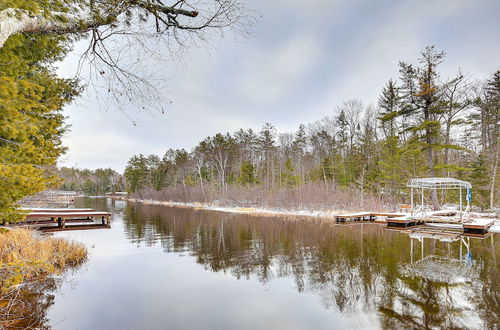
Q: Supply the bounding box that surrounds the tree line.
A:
[57,167,125,195]
[124,47,499,209]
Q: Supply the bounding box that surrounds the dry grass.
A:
[133,182,394,213]
[0,229,87,290]
[0,229,87,328]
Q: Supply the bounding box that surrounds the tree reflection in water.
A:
[1,276,62,329]
[123,202,499,329]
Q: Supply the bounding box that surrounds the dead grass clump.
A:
[0,229,87,290]
[0,229,87,328]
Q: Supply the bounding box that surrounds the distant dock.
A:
[8,207,112,232]
[332,210,495,236]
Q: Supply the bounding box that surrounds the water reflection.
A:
[1,277,59,329]
[118,201,499,329]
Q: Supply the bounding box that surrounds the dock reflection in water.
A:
[41,198,500,329]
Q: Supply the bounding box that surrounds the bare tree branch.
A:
[0,1,254,114]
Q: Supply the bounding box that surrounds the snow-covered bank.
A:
[121,198,500,229]
[124,198,356,220]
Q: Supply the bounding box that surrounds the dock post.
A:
[460,240,463,262]
[410,187,414,216]
[459,187,463,221]
[421,188,424,211]
[421,237,424,259]
[410,239,413,263]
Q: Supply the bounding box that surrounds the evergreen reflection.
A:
[122,202,500,329]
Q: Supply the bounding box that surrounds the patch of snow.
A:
[490,225,500,233]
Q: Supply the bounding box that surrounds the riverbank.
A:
[122,197,500,233]
[126,198,373,220]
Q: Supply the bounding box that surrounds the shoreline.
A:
[127,198,373,217]
[121,197,400,223]
[115,197,500,232]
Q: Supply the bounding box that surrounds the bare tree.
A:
[0,1,253,110]
[338,99,363,153]
[440,71,473,172]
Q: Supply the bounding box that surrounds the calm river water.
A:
[39,198,499,329]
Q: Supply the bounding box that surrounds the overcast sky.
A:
[56,0,500,172]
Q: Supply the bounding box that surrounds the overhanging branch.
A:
[0,3,199,50]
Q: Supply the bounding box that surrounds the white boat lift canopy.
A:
[407,177,472,190]
[407,177,472,220]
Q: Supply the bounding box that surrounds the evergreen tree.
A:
[0,4,79,221]
[238,161,258,185]
[281,159,300,187]
[398,46,447,208]
[378,79,401,139]
[124,155,148,193]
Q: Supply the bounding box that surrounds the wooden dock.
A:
[462,218,494,236]
[333,208,495,236]
[333,212,406,223]
[11,208,112,231]
[40,224,110,232]
[21,207,95,213]
[386,215,494,235]
[385,216,424,228]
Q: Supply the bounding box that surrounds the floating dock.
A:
[462,218,495,236]
[10,208,112,231]
[386,214,494,235]
[331,208,495,236]
[333,212,405,223]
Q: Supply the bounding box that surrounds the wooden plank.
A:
[463,224,493,230]
[40,224,110,232]
[14,219,95,225]
[26,211,111,218]
[333,212,372,218]
[463,218,494,230]
[386,218,413,223]
[370,212,407,217]
[463,232,492,239]
[21,208,94,212]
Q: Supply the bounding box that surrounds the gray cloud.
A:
[57,0,500,172]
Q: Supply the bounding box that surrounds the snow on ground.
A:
[124,198,500,227]
[490,224,500,233]
[127,198,351,219]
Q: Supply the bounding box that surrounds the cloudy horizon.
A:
[57,0,500,172]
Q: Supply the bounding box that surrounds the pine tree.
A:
[0,11,79,221]
[124,155,148,193]
[281,158,300,187]
[238,161,258,185]
[378,79,401,139]
[397,46,447,209]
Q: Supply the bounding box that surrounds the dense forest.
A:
[120,47,499,210]
[57,167,125,195]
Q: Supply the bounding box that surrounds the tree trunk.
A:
[197,165,205,198]
[491,142,499,209]
[426,147,440,210]
[424,105,440,210]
